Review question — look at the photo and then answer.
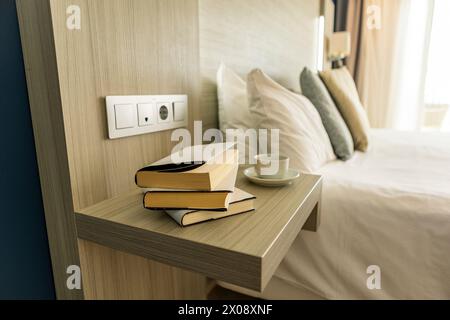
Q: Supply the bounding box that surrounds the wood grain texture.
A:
[48,0,201,210]
[199,0,321,129]
[18,0,204,299]
[16,0,82,300]
[76,172,322,292]
[53,0,203,300]
[78,240,207,300]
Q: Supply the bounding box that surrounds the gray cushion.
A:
[300,67,354,160]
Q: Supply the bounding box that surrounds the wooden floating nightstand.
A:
[75,170,322,292]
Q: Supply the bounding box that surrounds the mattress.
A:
[219,129,450,299]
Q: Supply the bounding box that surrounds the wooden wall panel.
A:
[79,240,206,300]
[48,0,203,300]
[16,0,82,300]
[18,0,205,299]
[49,0,200,211]
[199,0,321,130]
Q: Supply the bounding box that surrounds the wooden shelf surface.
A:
[75,170,322,291]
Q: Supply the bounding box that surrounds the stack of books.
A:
[135,143,256,226]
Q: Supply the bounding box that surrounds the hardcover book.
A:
[165,188,256,227]
[144,190,233,211]
[135,143,238,191]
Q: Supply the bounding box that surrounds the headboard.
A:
[198,0,335,130]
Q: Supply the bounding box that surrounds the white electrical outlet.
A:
[157,102,172,123]
[106,95,188,139]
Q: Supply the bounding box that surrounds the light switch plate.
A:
[173,101,187,122]
[115,104,137,129]
[106,95,188,139]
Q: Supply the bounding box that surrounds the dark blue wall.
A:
[0,0,56,299]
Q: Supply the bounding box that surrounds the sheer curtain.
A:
[390,0,435,131]
[424,0,450,131]
[345,0,436,131]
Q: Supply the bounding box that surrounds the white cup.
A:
[255,154,290,179]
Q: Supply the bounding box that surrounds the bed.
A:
[220,129,450,299]
[199,0,450,299]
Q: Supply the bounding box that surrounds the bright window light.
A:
[424,0,450,107]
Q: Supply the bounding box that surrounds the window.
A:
[423,0,450,130]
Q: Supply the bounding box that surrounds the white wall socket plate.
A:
[106,95,188,139]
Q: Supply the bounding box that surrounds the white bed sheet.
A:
[221,129,450,299]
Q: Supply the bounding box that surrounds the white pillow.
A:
[217,63,255,131]
[247,69,335,173]
[217,63,258,163]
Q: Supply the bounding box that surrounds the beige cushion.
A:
[247,69,335,173]
[320,67,371,151]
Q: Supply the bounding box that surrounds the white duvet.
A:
[222,130,450,299]
[275,129,450,299]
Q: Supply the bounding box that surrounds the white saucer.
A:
[243,167,300,187]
